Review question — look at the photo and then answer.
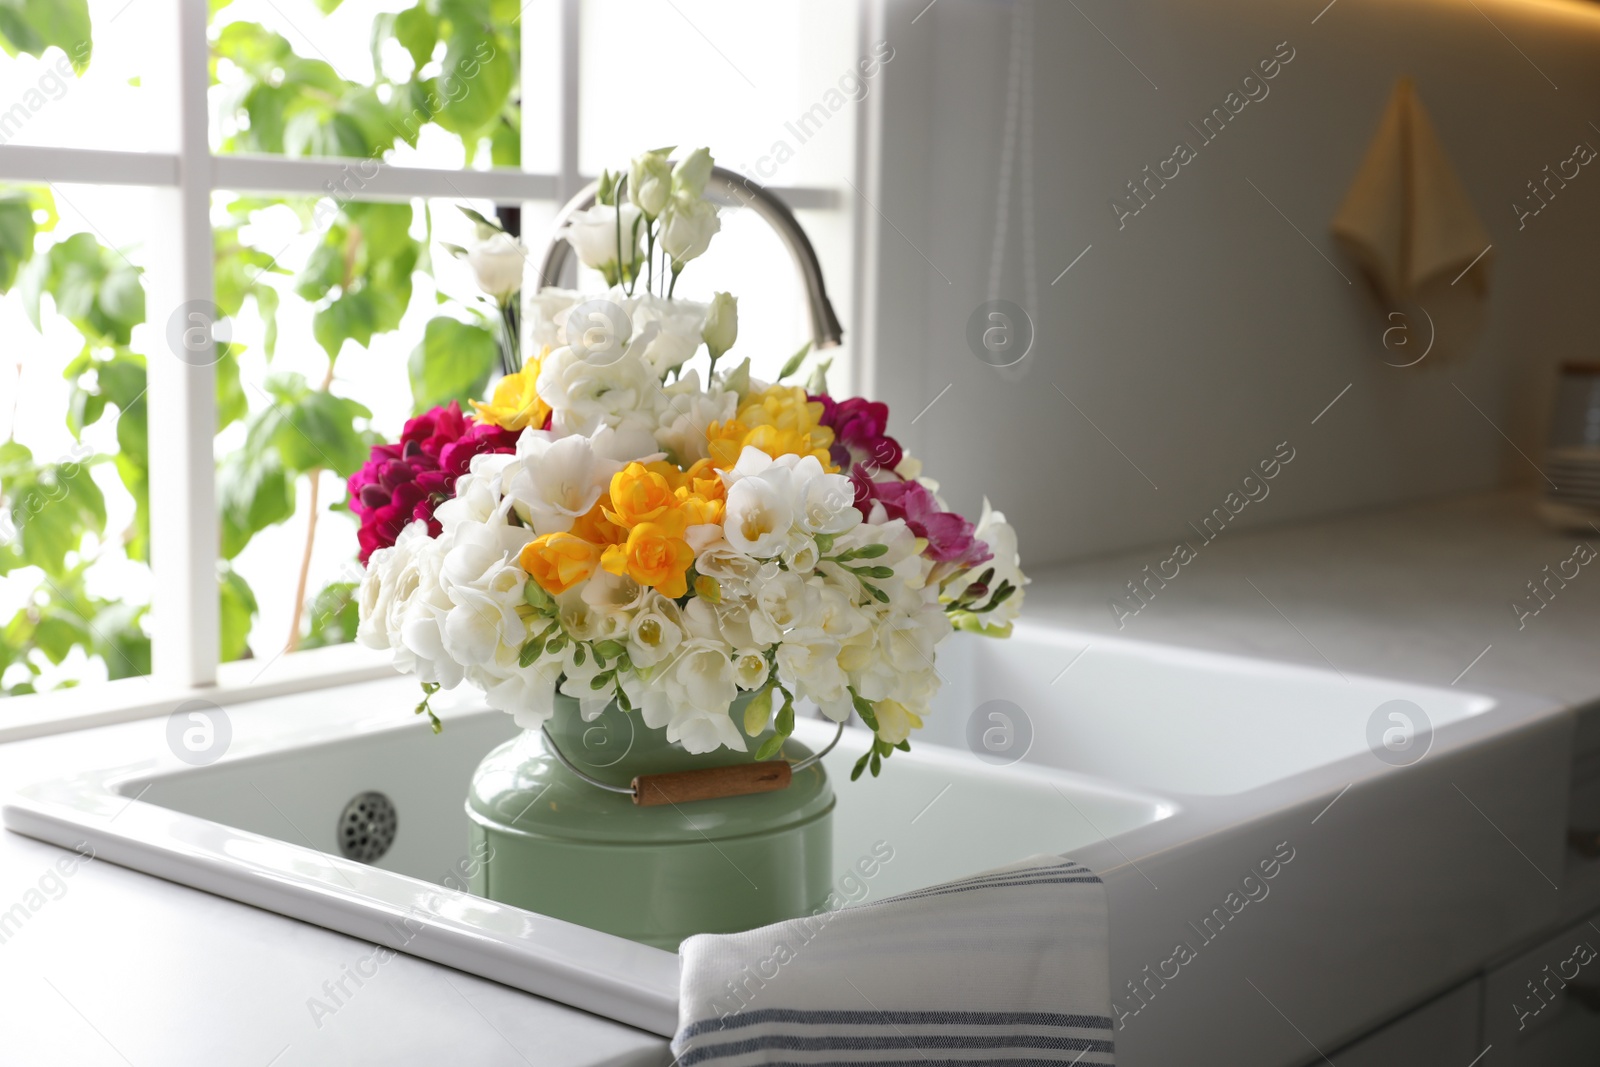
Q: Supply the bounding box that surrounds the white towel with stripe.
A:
[673,855,1114,1066]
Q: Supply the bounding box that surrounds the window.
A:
[0,0,863,727]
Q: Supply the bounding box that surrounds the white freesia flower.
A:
[395,533,465,689]
[660,195,720,268]
[724,468,795,558]
[955,499,1027,630]
[439,527,530,668]
[657,372,736,465]
[694,542,768,601]
[873,699,921,745]
[470,656,564,727]
[505,433,624,534]
[357,520,429,651]
[536,345,663,437]
[624,292,707,375]
[732,648,769,690]
[751,569,821,644]
[775,628,849,711]
[559,203,643,276]
[556,585,627,642]
[627,593,685,668]
[815,583,870,644]
[434,453,518,531]
[467,231,526,299]
[581,566,646,618]
[525,287,584,351]
[637,638,745,753]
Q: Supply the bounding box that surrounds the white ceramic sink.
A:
[2,623,1573,1065]
[925,622,1497,796]
[0,639,1171,1037]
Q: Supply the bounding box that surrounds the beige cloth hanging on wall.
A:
[1330,78,1492,364]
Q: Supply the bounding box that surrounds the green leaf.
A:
[32,614,86,665]
[518,634,546,667]
[776,341,811,381]
[218,566,258,662]
[753,733,784,761]
[217,445,296,558]
[299,580,359,650]
[0,192,39,293]
[253,373,374,477]
[8,453,105,578]
[429,18,514,137]
[0,0,92,73]
[390,4,439,73]
[30,233,144,346]
[490,112,519,169]
[408,315,498,413]
[851,691,880,733]
[215,344,247,431]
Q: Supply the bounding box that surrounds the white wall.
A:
[860,0,1600,567]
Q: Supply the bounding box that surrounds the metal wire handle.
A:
[540,720,845,798]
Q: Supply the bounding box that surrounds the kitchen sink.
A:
[3,623,1572,1064]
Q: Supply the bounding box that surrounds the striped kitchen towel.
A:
[673,855,1114,1065]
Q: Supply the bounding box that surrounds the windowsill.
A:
[0,644,399,744]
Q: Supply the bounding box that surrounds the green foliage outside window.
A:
[0,0,524,695]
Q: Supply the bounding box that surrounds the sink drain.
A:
[337,791,397,863]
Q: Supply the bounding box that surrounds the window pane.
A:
[0,0,158,153]
[0,183,156,696]
[579,0,863,187]
[213,191,547,661]
[575,0,862,386]
[209,1,523,172]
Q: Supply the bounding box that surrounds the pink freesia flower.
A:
[866,478,992,569]
[348,402,519,563]
[815,395,903,478]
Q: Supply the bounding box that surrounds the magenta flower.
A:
[865,478,992,569]
[348,402,520,563]
[815,395,903,479]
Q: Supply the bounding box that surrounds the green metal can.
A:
[466,693,835,950]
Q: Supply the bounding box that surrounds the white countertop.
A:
[3,489,1596,1067]
[1021,489,1600,709]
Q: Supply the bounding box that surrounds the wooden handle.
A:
[632,761,792,806]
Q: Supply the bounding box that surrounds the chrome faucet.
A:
[532,165,844,367]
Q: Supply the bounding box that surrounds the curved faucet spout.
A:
[533,166,844,366]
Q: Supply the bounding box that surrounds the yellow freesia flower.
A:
[471,353,550,431]
[705,385,836,469]
[600,511,695,598]
[605,462,680,528]
[520,532,601,595]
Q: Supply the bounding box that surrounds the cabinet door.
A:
[1325,980,1483,1067]
[1484,911,1600,1065]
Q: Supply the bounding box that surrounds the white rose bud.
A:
[467,231,526,300]
[559,203,643,278]
[672,147,715,201]
[660,196,721,269]
[630,151,674,220]
[703,291,737,361]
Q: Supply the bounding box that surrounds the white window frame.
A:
[0,0,865,741]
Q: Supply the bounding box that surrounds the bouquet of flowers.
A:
[353,148,1026,778]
